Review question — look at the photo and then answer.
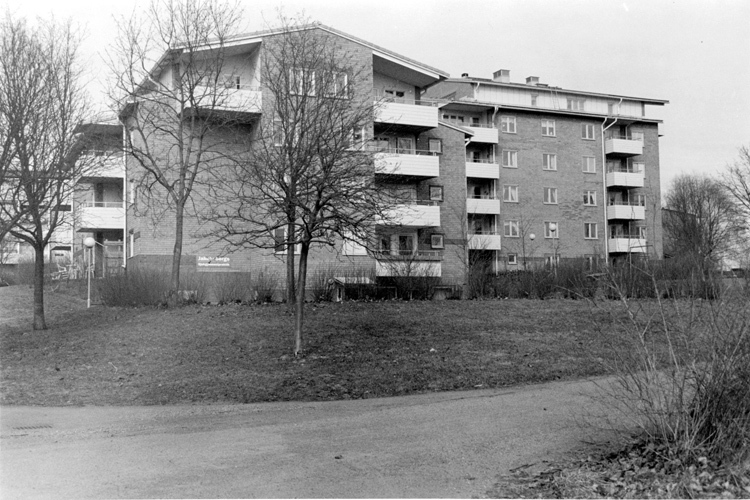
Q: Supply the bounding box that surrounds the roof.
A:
[441,77,668,106]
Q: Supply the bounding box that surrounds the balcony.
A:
[468,233,502,250]
[375,150,439,177]
[606,164,645,188]
[605,136,643,157]
[466,196,501,215]
[609,237,648,253]
[465,160,499,178]
[192,85,262,115]
[465,124,498,144]
[77,202,125,232]
[607,203,646,220]
[374,95,438,130]
[379,202,440,227]
[374,251,442,277]
[79,153,124,180]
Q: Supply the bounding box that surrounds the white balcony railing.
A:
[374,98,439,129]
[466,197,501,214]
[375,150,439,177]
[605,137,643,156]
[464,125,498,143]
[78,203,125,231]
[375,260,441,277]
[379,202,440,227]
[607,203,646,220]
[609,237,648,253]
[79,154,124,179]
[468,233,502,250]
[606,171,645,188]
[465,161,499,178]
[193,85,262,114]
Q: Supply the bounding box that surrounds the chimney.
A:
[461,73,469,78]
[492,69,510,83]
[526,76,540,86]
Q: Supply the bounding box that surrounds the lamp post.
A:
[83,237,96,308]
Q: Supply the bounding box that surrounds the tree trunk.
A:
[33,245,47,330]
[169,202,184,307]
[286,220,295,312]
[293,241,309,357]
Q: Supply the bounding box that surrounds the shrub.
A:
[592,264,750,469]
[98,267,172,306]
[250,267,278,303]
[206,272,254,304]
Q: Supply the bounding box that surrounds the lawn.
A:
[1,293,625,406]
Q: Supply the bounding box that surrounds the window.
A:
[504,220,519,238]
[584,222,598,239]
[379,236,391,254]
[582,156,596,173]
[429,185,444,201]
[541,119,556,137]
[544,221,559,239]
[290,68,315,96]
[347,127,366,150]
[442,113,464,123]
[631,131,644,142]
[385,89,405,100]
[274,227,300,254]
[531,94,538,106]
[633,162,645,174]
[567,98,585,111]
[396,136,414,154]
[398,234,415,255]
[325,72,348,97]
[637,226,647,239]
[428,138,442,154]
[223,74,241,89]
[583,190,597,206]
[502,150,518,168]
[430,234,444,249]
[500,116,516,133]
[543,153,557,171]
[503,185,518,202]
[543,187,558,204]
[507,254,518,265]
[582,123,595,140]
[544,255,560,268]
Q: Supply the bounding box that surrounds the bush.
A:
[98,268,172,306]
[593,265,750,469]
[250,267,278,303]
[207,273,254,304]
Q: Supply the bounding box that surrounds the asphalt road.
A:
[0,378,617,499]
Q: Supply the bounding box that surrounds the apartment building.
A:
[119,24,666,289]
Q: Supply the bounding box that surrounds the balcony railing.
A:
[608,199,645,207]
[373,90,439,107]
[465,157,495,164]
[606,162,644,174]
[373,250,443,260]
[81,201,124,208]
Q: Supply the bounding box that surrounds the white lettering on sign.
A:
[197,256,230,267]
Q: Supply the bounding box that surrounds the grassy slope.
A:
[1,299,621,406]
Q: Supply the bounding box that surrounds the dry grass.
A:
[1,285,628,406]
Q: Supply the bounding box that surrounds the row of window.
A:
[502,186,599,206]
[502,221,600,240]
[500,116,597,140]
[501,151,597,172]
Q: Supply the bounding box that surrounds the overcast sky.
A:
[5,0,750,193]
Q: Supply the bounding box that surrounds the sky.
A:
[4,0,750,194]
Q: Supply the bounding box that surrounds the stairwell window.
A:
[541,119,556,137]
[503,185,518,203]
[544,221,559,239]
[583,190,597,206]
[502,150,518,168]
[584,222,598,239]
[290,68,315,96]
[500,116,516,133]
[274,228,300,254]
[543,187,558,204]
[582,156,596,173]
[504,220,519,238]
[543,153,557,171]
[582,123,595,140]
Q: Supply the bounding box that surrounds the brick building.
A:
[113,24,667,291]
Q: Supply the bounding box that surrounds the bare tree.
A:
[663,174,741,273]
[209,18,396,355]
[108,0,246,304]
[0,13,90,329]
[722,145,750,219]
